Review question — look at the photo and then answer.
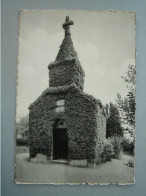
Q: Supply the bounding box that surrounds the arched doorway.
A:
[53,120,68,160]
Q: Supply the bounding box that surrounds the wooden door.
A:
[53,128,68,159]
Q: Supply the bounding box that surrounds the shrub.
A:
[121,137,131,151]
[16,138,28,146]
[121,137,135,154]
[101,141,115,162]
[130,140,135,154]
[109,136,122,159]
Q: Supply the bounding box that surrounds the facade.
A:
[28,16,106,166]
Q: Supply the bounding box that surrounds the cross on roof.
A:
[62,16,74,36]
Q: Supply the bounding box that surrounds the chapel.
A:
[28,16,106,166]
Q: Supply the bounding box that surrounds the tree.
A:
[16,114,29,145]
[116,64,136,136]
[106,102,123,138]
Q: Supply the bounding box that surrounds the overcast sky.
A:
[16,10,135,121]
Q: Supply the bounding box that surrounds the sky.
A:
[16,10,136,121]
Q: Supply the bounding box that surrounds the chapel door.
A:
[53,128,68,160]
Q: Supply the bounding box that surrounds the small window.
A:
[55,106,65,113]
[56,99,65,106]
[55,99,65,113]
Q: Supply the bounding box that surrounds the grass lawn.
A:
[15,150,134,184]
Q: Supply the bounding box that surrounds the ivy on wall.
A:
[29,18,107,163]
[29,84,106,162]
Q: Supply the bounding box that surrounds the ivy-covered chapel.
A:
[28,16,106,166]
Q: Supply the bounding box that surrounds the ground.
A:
[15,147,134,184]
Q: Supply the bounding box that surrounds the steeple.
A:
[55,16,78,61]
[48,16,85,90]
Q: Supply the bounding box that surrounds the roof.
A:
[55,35,79,61]
[48,16,84,76]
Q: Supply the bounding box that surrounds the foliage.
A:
[106,102,123,138]
[16,115,29,146]
[48,32,85,91]
[29,19,107,161]
[16,146,29,154]
[101,141,115,162]
[130,140,135,154]
[121,137,135,154]
[16,138,28,146]
[29,84,106,160]
[121,137,131,151]
[116,64,136,136]
[109,137,122,159]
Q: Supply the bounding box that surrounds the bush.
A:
[101,141,115,162]
[16,138,28,146]
[121,137,131,151]
[109,136,122,159]
[121,137,135,154]
[130,140,135,154]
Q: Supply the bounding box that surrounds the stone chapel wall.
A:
[29,84,106,161]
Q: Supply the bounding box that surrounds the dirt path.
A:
[15,153,134,184]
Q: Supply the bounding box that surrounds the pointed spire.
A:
[48,16,85,90]
[55,16,78,61]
